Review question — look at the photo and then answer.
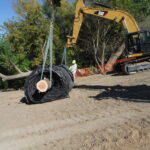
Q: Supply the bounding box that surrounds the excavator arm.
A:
[66,0,140,48]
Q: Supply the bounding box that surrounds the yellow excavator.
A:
[66,0,150,74]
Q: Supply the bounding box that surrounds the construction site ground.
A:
[0,71,150,150]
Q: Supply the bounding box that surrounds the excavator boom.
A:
[66,0,150,74]
[66,0,140,48]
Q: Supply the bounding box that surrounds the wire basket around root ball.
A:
[24,65,74,104]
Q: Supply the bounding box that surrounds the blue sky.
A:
[0,0,15,26]
[0,0,73,30]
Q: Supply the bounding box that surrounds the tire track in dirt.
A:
[0,105,149,150]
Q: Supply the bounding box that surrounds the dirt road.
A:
[0,71,150,150]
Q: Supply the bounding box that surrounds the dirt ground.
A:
[0,71,150,150]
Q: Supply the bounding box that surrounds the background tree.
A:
[0,35,25,89]
[109,0,150,22]
[4,0,49,70]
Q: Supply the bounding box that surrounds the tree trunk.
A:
[0,71,31,81]
[100,42,106,74]
[105,41,125,72]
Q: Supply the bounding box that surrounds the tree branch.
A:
[0,71,32,82]
[9,60,23,73]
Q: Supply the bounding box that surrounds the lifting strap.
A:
[61,47,67,66]
[41,8,55,87]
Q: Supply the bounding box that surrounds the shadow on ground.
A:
[74,84,150,103]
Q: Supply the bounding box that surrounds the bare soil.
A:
[0,71,150,150]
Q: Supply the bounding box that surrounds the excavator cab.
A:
[126,30,150,56]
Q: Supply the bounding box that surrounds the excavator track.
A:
[116,56,150,74]
[124,62,150,74]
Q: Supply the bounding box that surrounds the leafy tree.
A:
[109,0,150,22]
[4,0,49,70]
[139,16,150,30]
[0,36,15,74]
[0,36,18,89]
